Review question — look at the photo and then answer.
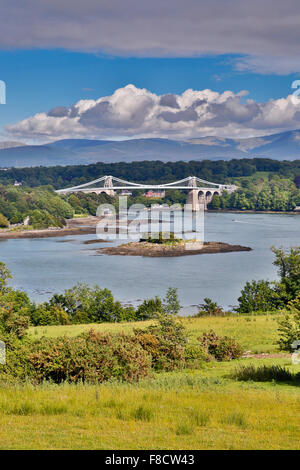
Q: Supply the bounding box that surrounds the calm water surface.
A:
[0,212,299,312]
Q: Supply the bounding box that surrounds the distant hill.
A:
[0,141,26,150]
[0,130,300,167]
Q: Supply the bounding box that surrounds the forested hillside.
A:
[1,158,300,229]
[0,186,113,229]
[1,158,300,189]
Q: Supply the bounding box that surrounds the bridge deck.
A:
[57,186,222,193]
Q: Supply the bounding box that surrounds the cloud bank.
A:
[5,84,300,141]
[1,0,300,74]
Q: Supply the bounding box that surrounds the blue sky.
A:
[1,1,300,142]
[0,50,296,127]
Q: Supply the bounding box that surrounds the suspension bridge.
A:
[56,175,237,211]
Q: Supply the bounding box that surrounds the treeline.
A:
[0,185,113,228]
[1,246,300,384]
[1,158,300,189]
[202,246,300,352]
[209,174,300,211]
[0,263,243,384]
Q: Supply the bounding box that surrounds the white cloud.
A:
[1,0,300,74]
[5,84,300,141]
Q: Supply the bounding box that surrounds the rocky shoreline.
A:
[0,216,101,239]
[97,241,252,257]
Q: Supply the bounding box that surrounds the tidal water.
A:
[0,212,299,312]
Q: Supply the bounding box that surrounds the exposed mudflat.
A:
[97,241,252,257]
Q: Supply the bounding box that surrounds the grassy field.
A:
[29,313,282,353]
[1,314,299,450]
[0,357,299,450]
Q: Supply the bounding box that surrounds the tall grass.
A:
[232,365,300,383]
[0,382,298,449]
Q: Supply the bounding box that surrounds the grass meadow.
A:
[28,313,281,353]
[0,314,299,450]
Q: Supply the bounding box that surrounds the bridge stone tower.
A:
[103,176,115,197]
[186,176,200,212]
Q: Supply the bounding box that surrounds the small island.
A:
[97,233,251,257]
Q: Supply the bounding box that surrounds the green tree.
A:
[49,283,136,324]
[237,280,280,313]
[209,194,221,210]
[0,262,12,293]
[163,287,181,316]
[136,296,164,320]
[197,297,224,316]
[272,246,300,302]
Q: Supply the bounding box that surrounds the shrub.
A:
[183,344,210,368]
[0,337,36,383]
[199,330,243,361]
[277,294,300,351]
[28,330,152,384]
[134,314,188,371]
[30,304,70,326]
[0,307,30,339]
[232,364,300,383]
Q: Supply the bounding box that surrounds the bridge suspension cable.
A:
[56,175,234,194]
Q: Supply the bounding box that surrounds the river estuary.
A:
[0,212,299,313]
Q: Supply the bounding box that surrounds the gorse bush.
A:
[199,330,243,361]
[134,314,188,371]
[183,344,210,368]
[28,330,152,384]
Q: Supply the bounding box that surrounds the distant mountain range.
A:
[0,129,300,167]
